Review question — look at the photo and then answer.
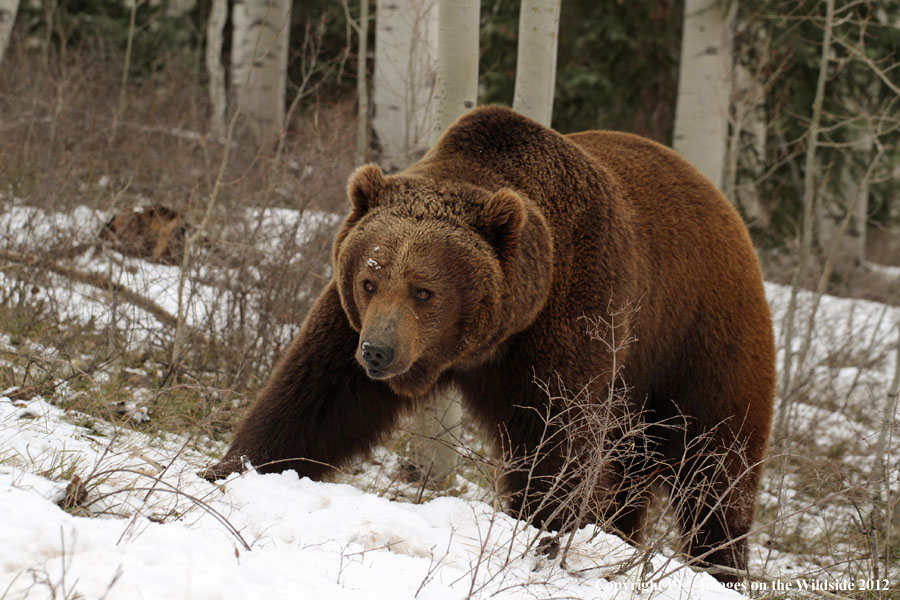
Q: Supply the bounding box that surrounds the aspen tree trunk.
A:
[372,0,438,172]
[408,386,463,486]
[845,135,872,267]
[672,0,734,189]
[166,0,196,17]
[230,0,291,146]
[355,0,370,165]
[0,0,18,66]
[206,0,228,139]
[512,0,561,127]
[892,321,900,399]
[430,0,480,143]
[853,168,869,265]
[818,134,872,267]
[408,0,481,486]
[727,63,769,226]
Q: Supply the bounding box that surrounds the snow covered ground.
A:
[0,396,745,599]
[0,200,897,598]
[0,199,339,343]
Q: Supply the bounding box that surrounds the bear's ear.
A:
[346,164,386,218]
[478,188,526,265]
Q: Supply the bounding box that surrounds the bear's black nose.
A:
[360,341,395,370]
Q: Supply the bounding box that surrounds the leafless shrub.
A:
[474,304,764,587]
[756,283,900,593]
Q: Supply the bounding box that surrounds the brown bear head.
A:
[333,164,553,398]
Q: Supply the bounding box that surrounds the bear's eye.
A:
[363,280,377,294]
[415,288,433,301]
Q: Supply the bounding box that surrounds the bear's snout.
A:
[359,341,395,377]
[357,302,421,380]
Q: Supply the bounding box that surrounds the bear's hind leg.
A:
[661,317,773,583]
[669,417,767,583]
[673,466,757,582]
[605,479,652,544]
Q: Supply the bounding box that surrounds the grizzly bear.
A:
[203,106,775,579]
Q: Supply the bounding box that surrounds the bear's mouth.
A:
[359,359,437,398]
[365,367,392,379]
[357,355,412,381]
[362,361,415,381]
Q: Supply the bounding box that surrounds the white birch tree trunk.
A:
[0,0,18,66]
[407,386,463,486]
[372,0,438,172]
[844,135,872,266]
[430,0,480,143]
[512,0,561,127]
[672,0,734,189]
[853,168,869,265]
[727,63,769,226]
[206,0,228,139]
[817,131,873,267]
[166,0,196,17]
[355,0,370,166]
[406,0,480,485]
[230,0,291,146]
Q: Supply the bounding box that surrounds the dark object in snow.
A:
[100,205,188,265]
[536,535,560,560]
[3,386,39,401]
[112,401,150,423]
[58,475,88,511]
[202,106,775,584]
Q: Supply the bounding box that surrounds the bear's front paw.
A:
[197,455,246,482]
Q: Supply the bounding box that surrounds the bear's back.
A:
[568,130,773,402]
[568,130,762,300]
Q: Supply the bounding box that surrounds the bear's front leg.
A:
[200,281,411,481]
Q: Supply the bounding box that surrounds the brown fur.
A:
[203,107,775,580]
[101,206,187,265]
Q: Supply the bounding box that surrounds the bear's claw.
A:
[197,456,244,482]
